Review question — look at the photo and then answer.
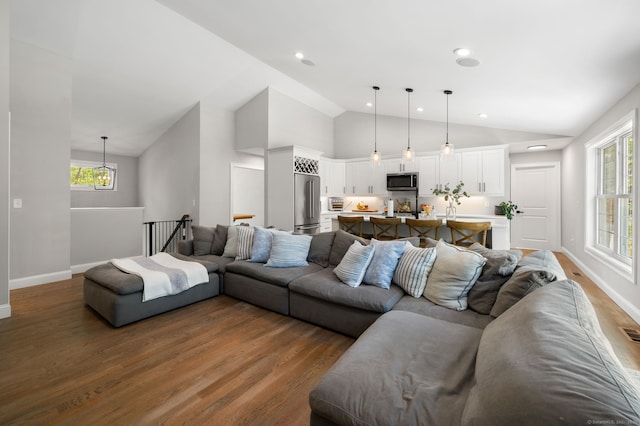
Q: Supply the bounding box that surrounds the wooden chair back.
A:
[370,217,401,240]
[338,215,364,237]
[405,219,443,247]
[446,220,492,247]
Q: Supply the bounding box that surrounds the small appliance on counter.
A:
[328,197,344,211]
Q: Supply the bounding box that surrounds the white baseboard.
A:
[71,261,106,275]
[0,303,11,319]
[10,269,72,290]
[562,247,640,325]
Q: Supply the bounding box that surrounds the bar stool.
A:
[370,217,401,240]
[338,215,364,237]
[405,218,443,247]
[446,220,492,247]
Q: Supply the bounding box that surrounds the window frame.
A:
[70,159,118,191]
[585,109,636,282]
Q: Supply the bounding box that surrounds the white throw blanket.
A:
[111,253,209,302]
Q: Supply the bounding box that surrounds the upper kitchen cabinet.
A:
[345,160,387,195]
[319,158,345,196]
[459,147,506,196]
[386,158,417,173]
[418,153,461,196]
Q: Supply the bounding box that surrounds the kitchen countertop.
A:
[325,212,510,228]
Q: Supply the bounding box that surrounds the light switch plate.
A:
[13,198,22,209]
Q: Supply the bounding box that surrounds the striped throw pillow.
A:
[235,225,255,261]
[393,244,437,298]
[333,241,375,288]
[265,233,312,268]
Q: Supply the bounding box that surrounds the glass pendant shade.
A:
[370,86,381,166]
[440,90,455,160]
[402,88,414,167]
[94,136,116,190]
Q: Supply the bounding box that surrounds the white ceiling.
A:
[10,0,640,156]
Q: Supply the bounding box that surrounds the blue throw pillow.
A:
[265,233,312,268]
[363,239,407,289]
[249,227,276,263]
[333,241,376,288]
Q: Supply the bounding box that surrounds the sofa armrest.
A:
[178,239,194,256]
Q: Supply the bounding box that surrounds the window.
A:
[70,160,117,191]
[587,115,634,269]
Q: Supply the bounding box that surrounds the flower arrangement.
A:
[432,181,470,205]
[498,200,518,220]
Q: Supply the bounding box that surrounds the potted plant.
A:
[495,201,518,220]
[432,181,470,219]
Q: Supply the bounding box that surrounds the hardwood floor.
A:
[0,252,639,424]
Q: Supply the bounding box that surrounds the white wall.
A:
[334,111,563,159]
[268,87,334,156]
[138,103,200,224]
[70,149,139,208]
[10,40,71,283]
[234,88,268,155]
[563,82,640,322]
[70,207,143,273]
[199,97,263,226]
[0,0,10,318]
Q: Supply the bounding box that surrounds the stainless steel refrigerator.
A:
[294,173,321,234]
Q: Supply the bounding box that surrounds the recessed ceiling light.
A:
[453,48,471,56]
[366,102,373,107]
[528,145,547,150]
[478,113,488,118]
[295,52,304,59]
[416,107,424,112]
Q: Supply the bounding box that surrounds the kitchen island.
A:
[327,212,511,249]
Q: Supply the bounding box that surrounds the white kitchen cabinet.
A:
[460,148,505,196]
[386,158,417,173]
[345,160,388,195]
[418,155,439,196]
[319,158,345,196]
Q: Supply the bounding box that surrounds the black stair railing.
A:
[143,214,192,256]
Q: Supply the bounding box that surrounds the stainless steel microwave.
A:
[387,172,419,191]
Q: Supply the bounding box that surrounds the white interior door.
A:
[510,162,561,250]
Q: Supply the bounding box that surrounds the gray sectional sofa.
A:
[85,225,640,424]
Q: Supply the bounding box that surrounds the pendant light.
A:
[440,90,454,160]
[403,88,414,165]
[370,86,381,166]
[93,136,116,190]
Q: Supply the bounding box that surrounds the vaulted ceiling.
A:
[10,0,640,156]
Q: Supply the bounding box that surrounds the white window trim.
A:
[70,159,118,191]
[585,109,637,284]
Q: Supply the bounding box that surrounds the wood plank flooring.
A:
[0,252,639,424]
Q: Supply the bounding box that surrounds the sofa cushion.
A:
[211,224,228,255]
[307,231,336,267]
[519,249,567,280]
[363,239,407,289]
[265,233,312,268]
[225,260,323,287]
[191,225,216,256]
[466,243,522,314]
[424,241,486,311]
[289,268,404,313]
[248,227,276,263]
[490,265,556,317]
[462,280,640,425]
[191,254,235,274]
[222,225,239,258]
[328,230,368,266]
[392,295,493,329]
[333,241,375,288]
[234,225,255,261]
[392,244,437,298]
[310,310,482,425]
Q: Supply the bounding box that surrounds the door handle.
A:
[516,210,525,214]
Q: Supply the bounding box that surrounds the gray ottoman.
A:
[83,257,220,327]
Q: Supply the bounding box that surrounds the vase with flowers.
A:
[432,181,470,220]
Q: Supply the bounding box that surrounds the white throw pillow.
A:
[393,243,437,298]
[333,241,375,288]
[424,240,486,310]
[222,225,239,258]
